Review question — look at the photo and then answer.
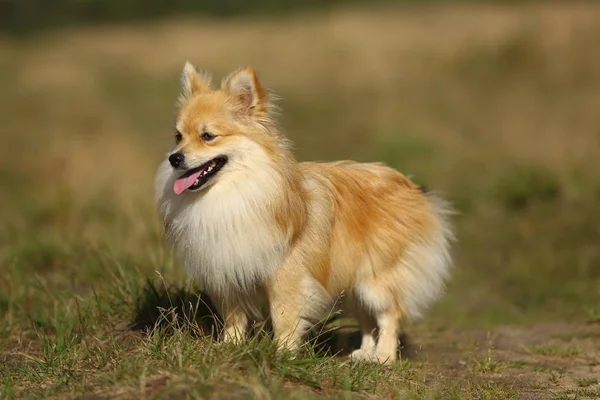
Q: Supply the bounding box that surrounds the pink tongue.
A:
[173,169,203,195]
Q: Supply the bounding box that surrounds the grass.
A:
[469,333,506,374]
[2,2,600,399]
[586,308,600,324]
[576,377,599,388]
[530,345,558,357]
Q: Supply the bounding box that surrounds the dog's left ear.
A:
[222,66,271,119]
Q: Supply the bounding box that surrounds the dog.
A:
[155,63,454,364]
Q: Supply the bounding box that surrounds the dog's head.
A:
[164,63,282,195]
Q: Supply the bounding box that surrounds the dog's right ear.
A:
[179,62,212,101]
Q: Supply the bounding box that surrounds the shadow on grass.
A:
[131,279,222,340]
[131,280,416,359]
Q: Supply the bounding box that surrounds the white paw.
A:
[349,348,376,361]
[350,349,397,365]
[219,332,244,346]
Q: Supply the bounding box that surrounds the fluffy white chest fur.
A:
[155,158,288,297]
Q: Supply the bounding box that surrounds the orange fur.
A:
[155,64,454,364]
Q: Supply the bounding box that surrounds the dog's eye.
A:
[175,131,183,143]
[201,132,216,141]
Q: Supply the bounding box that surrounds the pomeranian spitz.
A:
[155,63,454,364]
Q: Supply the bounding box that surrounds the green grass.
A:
[576,378,599,388]
[0,271,456,398]
[2,3,600,398]
[469,334,506,375]
[530,345,558,357]
[586,308,600,324]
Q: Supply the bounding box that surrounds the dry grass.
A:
[1,2,600,399]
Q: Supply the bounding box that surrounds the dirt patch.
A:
[406,322,600,398]
[304,319,600,396]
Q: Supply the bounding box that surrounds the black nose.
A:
[169,152,185,169]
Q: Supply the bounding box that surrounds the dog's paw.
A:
[350,349,396,365]
[214,335,244,348]
[349,348,376,361]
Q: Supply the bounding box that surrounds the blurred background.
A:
[1,0,599,332]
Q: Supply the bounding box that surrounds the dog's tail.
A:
[399,191,456,320]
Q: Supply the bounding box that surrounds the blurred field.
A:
[1,2,600,399]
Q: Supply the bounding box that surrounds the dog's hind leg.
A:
[349,307,378,360]
[215,297,248,344]
[373,309,400,364]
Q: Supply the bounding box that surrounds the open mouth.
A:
[173,156,228,195]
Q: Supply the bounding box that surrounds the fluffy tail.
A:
[399,191,456,320]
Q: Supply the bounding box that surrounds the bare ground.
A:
[311,320,600,398]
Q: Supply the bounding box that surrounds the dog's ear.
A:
[179,62,212,100]
[222,66,272,119]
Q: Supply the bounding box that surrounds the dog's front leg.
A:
[269,300,308,353]
[268,276,312,353]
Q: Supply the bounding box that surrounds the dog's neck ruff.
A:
[157,158,291,297]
